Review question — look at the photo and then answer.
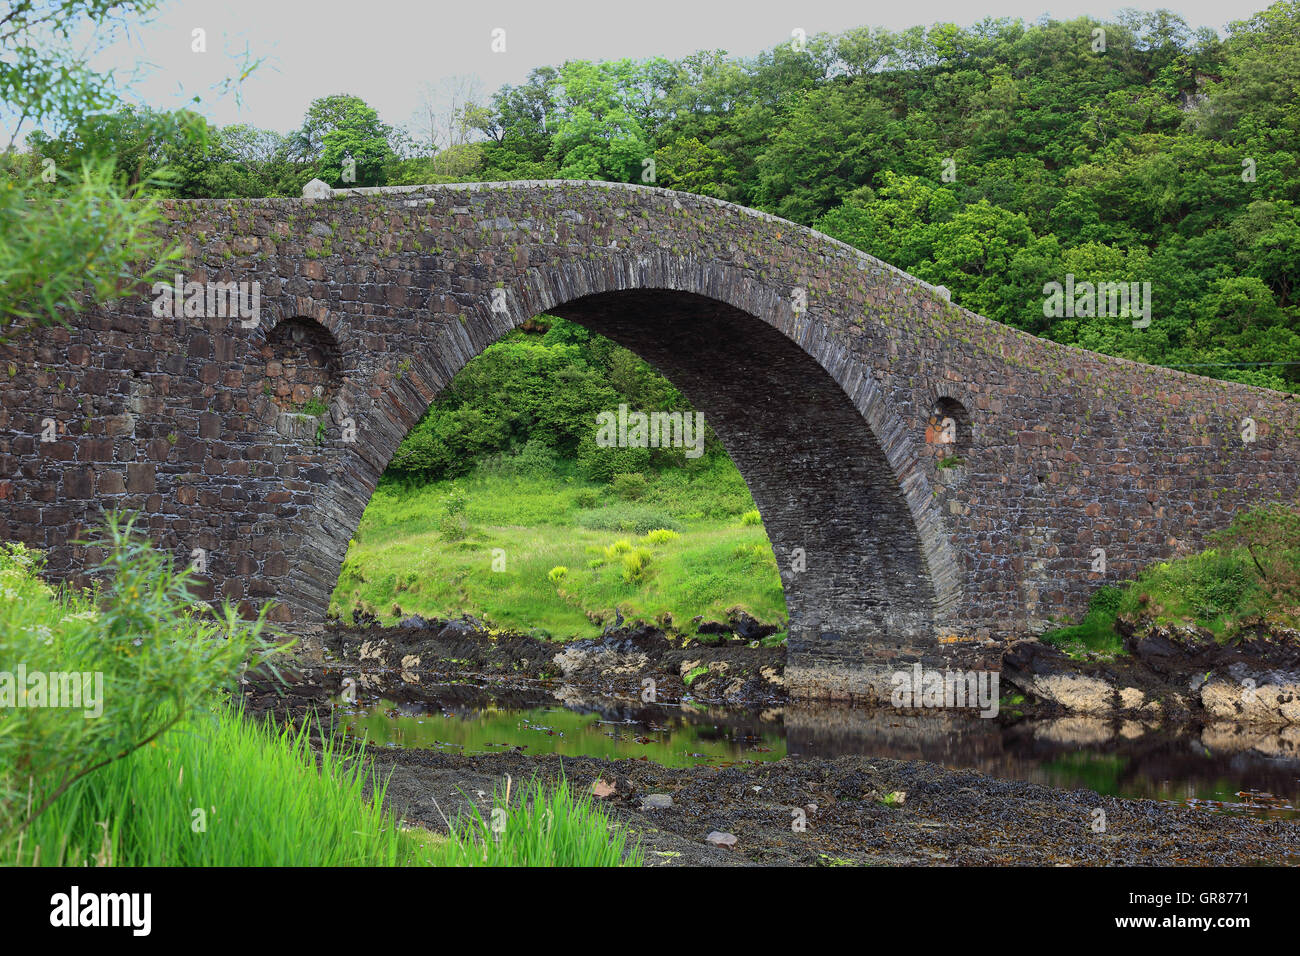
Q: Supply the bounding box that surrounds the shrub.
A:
[577,505,682,536]
[443,486,469,517]
[611,471,647,500]
[643,528,680,545]
[621,548,653,585]
[439,512,469,540]
[505,438,560,477]
[0,514,282,841]
[577,438,651,484]
[573,488,601,509]
[604,538,634,560]
[547,566,568,585]
[740,509,762,526]
[1209,503,1300,614]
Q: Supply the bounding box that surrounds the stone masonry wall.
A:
[1,180,1297,699]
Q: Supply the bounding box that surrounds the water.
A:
[331,677,1300,819]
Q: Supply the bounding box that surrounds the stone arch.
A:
[285,253,964,693]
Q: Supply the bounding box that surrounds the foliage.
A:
[0,516,283,840]
[1208,502,1300,610]
[0,154,179,343]
[611,472,648,500]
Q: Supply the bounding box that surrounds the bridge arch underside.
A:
[554,291,942,674]
[291,286,953,698]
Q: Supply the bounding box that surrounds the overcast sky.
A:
[45,0,1272,138]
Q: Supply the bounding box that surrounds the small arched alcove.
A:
[258,315,344,412]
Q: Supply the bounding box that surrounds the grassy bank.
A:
[1,527,641,867]
[10,702,641,866]
[329,458,789,640]
[1043,503,1300,657]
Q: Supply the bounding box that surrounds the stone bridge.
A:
[2,180,1298,699]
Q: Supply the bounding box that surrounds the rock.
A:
[1200,671,1300,725]
[301,178,332,199]
[1002,641,1115,714]
[438,617,485,640]
[1031,717,1114,746]
[729,610,777,641]
[351,607,380,628]
[398,615,428,629]
[641,794,673,809]
[705,830,737,848]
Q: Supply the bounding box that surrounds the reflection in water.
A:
[323,676,1300,819]
[344,696,784,768]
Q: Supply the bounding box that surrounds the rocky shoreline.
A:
[313,612,1300,727]
[1002,619,1300,726]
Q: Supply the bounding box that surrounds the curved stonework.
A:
[1,180,1298,700]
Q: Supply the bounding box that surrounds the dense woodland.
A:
[14,3,1300,480]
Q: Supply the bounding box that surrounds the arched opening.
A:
[926,395,971,467]
[258,316,343,411]
[303,288,950,695]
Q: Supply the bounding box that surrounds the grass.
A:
[7,703,423,866]
[330,460,788,639]
[7,702,646,866]
[431,775,643,867]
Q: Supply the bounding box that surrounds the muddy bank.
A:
[1004,620,1300,726]
[370,748,1300,866]
[320,615,787,706]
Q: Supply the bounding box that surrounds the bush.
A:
[1209,503,1300,613]
[547,566,568,585]
[443,486,469,517]
[573,488,601,509]
[643,528,680,545]
[577,437,651,484]
[604,538,634,560]
[504,438,560,477]
[577,505,683,536]
[740,509,762,527]
[611,472,648,500]
[439,512,469,540]
[621,548,653,585]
